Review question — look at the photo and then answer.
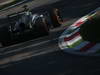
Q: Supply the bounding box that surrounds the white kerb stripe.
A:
[65,28,79,37]
[67,35,82,46]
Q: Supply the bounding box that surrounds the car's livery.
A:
[59,7,100,55]
[0,7,63,47]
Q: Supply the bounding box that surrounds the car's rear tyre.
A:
[49,8,63,28]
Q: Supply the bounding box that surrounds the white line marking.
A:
[0,48,56,66]
[1,38,58,55]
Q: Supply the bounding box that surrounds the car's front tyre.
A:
[48,8,63,28]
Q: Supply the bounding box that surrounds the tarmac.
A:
[0,0,14,6]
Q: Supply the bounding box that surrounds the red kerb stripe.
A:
[75,21,84,27]
[80,43,96,52]
[64,32,80,42]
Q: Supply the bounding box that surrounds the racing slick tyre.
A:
[49,8,63,28]
[35,17,49,36]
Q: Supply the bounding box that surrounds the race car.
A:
[59,7,100,55]
[0,6,63,47]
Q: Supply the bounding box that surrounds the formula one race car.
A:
[59,7,100,55]
[0,6,63,47]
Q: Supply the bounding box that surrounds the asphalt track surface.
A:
[0,0,100,75]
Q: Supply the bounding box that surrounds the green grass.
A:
[69,39,84,48]
[0,0,24,10]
